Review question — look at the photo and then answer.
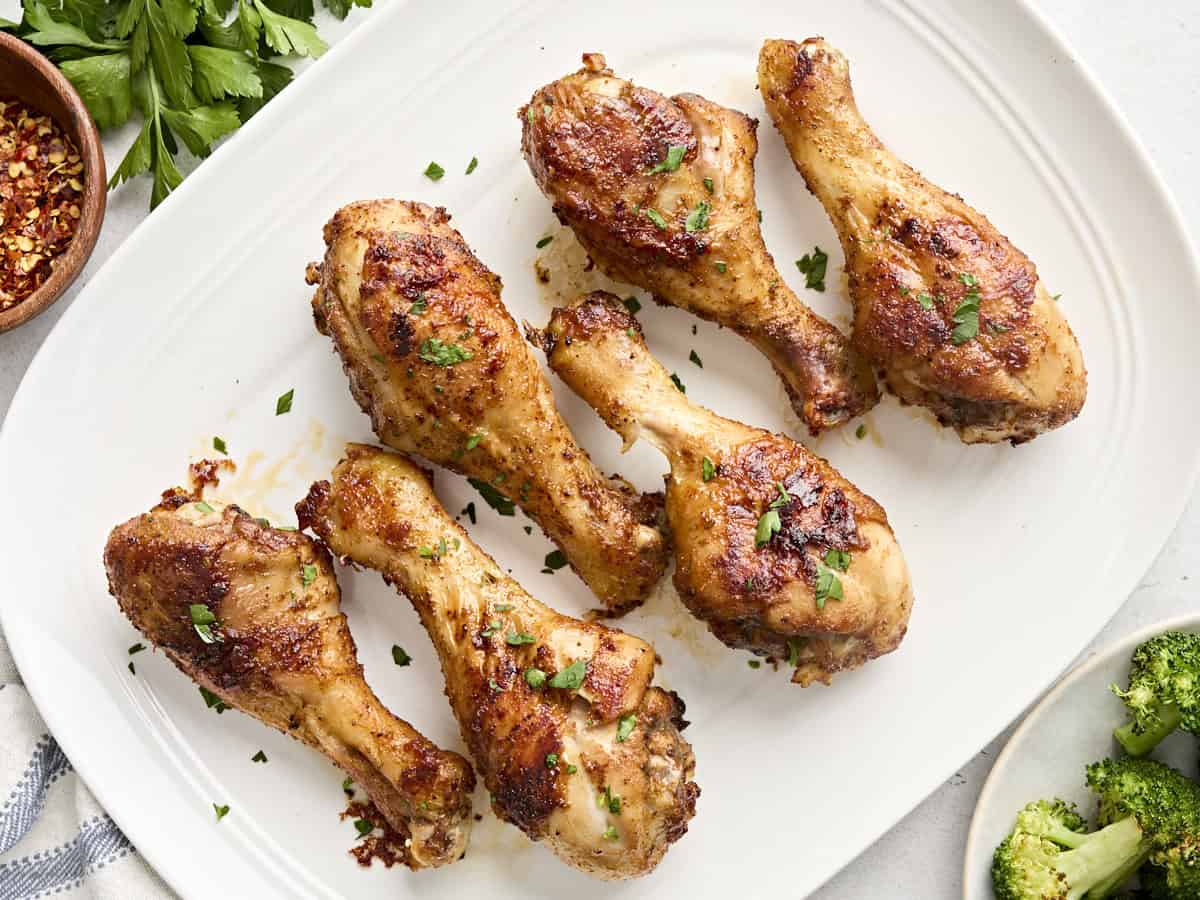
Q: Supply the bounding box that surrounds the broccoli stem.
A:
[1114,702,1182,757]
[1058,816,1148,898]
[1086,840,1152,898]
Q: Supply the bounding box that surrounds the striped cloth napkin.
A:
[0,628,171,899]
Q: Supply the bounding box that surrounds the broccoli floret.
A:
[992,799,1151,900]
[1111,631,1200,757]
[1088,757,1200,898]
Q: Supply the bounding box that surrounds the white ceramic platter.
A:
[963,615,1200,899]
[2,0,1198,897]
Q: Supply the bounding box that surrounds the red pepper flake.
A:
[0,97,84,313]
[340,797,414,869]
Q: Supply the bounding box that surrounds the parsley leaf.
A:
[391,644,411,667]
[701,457,715,482]
[275,388,294,415]
[616,714,636,742]
[524,668,546,689]
[796,247,828,292]
[685,200,710,232]
[251,750,268,762]
[643,207,668,230]
[535,235,553,248]
[465,156,478,174]
[823,548,851,571]
[689,349,703,367]
[951,289,981,344]
[212,436,227,454]
[814,560,845,609]
[542,549,567,572]
[755,509,781,548]
[548,659,587,691]
[669,372,686,393]
[467,477,515,516]
[419,338,472,366]
[213,803,230,821]
[622,296,641,315]
[647,144,686,174]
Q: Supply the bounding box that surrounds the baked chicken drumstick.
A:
[103,491,476,868]
[299,445,699,879]
[758,38,1087,444]
[307,199,668,613]
[519,53,878,434]
[539,293,913,685]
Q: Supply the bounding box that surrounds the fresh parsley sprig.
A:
[5,0,369,209]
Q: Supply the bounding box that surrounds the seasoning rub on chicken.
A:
[519,53,879,435]
[539,293,913,685]
[103,491,476,869]
[758,38,1087,444]
[306,199,668,613]
[299,444,699,879]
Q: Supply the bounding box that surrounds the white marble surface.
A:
[0,2,1195,897]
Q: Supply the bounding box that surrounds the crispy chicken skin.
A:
[539,293,913,685]
[103,491,475,868]
[758,38,1087,444]
[307,199,668,613]
[299,445,698,879]
[519,53,878,435]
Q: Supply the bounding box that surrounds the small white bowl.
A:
[962,613,1200,899]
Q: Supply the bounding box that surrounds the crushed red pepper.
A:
[339,797,414,868]
[0,97,84,312]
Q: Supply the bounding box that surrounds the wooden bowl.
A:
[0,32,105,334]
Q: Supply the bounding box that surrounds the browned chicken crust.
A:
[758,38,1087,444]
[103,490,475,869]
[519,52,878,434]
[539,293,913,685]
[299,445,698,879]
[307,199,668,613]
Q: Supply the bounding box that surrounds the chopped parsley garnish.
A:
[1052,293,1062,301]
[495,603,513,612]
[199,686,228,713]
[824,548,851,571]
[128,661,135,675]
[481,620,501,638]
[599,785,621,814]
[917,293,936,310]
[899,287,910,296]
[189,604,221,644]
[465,433,484,451]
[526,106,535,123]
[548,659,588,691]
[408,294,428,315]
[423,161,445,181]
[420,337,473,366]
[814,560,845,609]
[602,825,619,842]
[465,156,478,175]
[213,803,230,821]
[342,777,354,794]
[786,639,802,667]
[536,235,554,249]
[855,424,867,440]
[670,372,686,393]
[796,247,828,292]
[755,509,781,548]
[391,645,412,667]
[506,632,536,646]
[275,388,294,415]
[623,296,641,315]
[703,177,714,193]
[685,200,710,232]
[354,818,374,837]
[745,577,755,590]
[643,207,668,230]
[701,457,715,482]
[748,659,761,669]
[542,550,568,573]
[468,477,515,516]
[714,261,727,274]
[128,643,145,655]
[545,752,559,769]
[951,274,982,344]
[489,678,503,692]
[301,563,317,587]
[626,328,635,337]
[616,714,636,743]
[461,501,477,524]
[566,763,578,775]
[252,750,268,763]
[757,210,763,222]
[193,501,215,514]
[647,144,686,174]
[419,537,453,560]
[769,482,791,510]
[689,349,703,367]
[212,436,227,454]
[524,667,547,689]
